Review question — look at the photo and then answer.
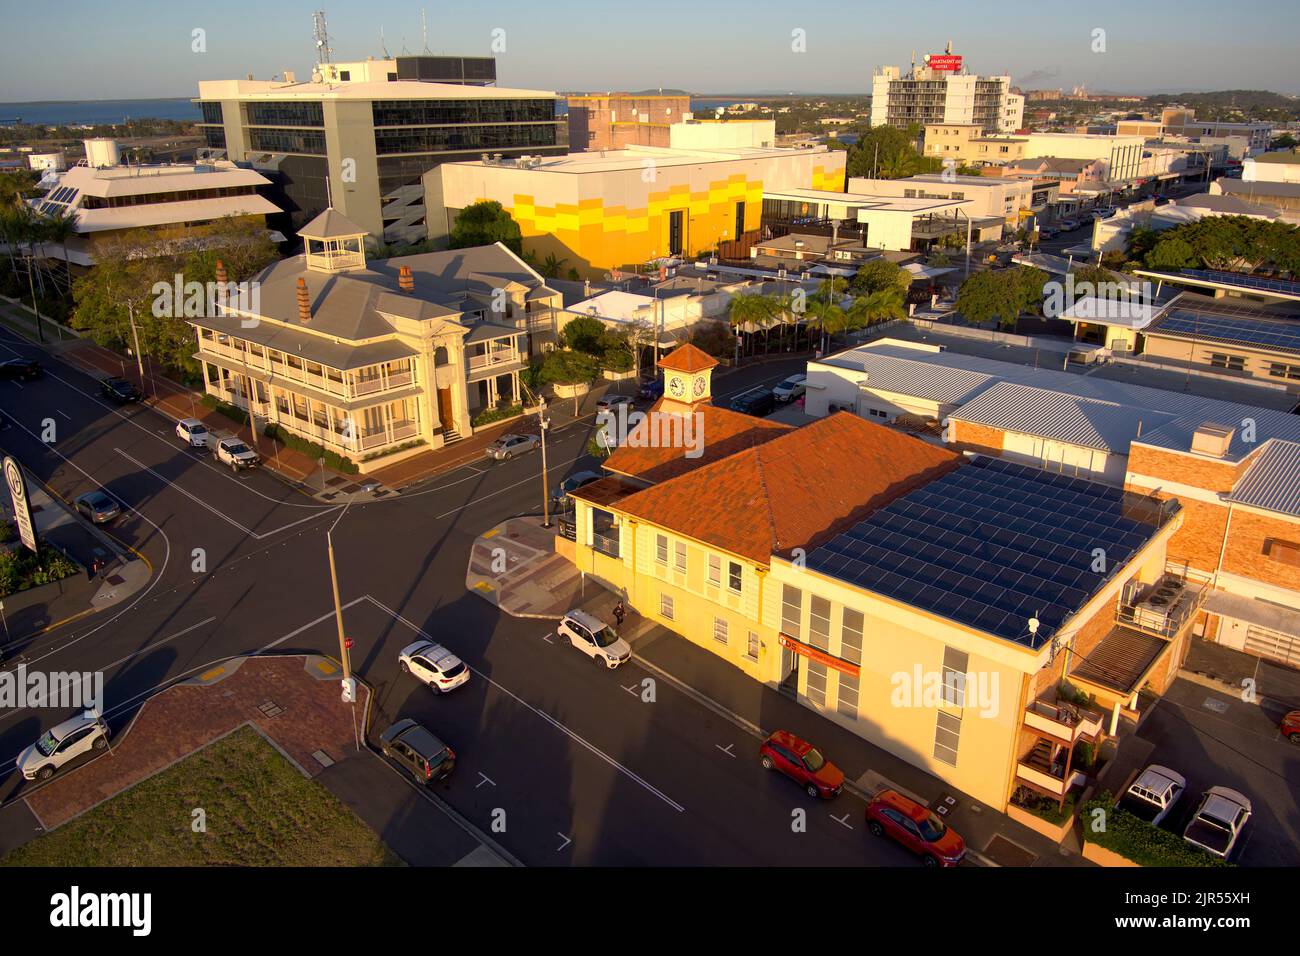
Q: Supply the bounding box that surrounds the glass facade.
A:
[372,98,555,127]
[245,101,325,127]
[203,126,227,150]
[200,101,224,125]
[374,123,558,155]
[248,128,327,155]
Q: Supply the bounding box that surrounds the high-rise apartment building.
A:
[196,55,565,244]
[870,48,1023,134]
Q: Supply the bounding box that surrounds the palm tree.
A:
[726,293,776,358]
[38,209,78,294]
[540,253,567,279]
[801,297,844,355]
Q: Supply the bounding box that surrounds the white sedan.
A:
[398,640,470,693]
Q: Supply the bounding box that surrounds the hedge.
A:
[1081,792,1231,867]
[262,423,359,474]
[201,393,250,426]
[1011,788,1078,826]
[472,403,523,427]
[360,438,426,463]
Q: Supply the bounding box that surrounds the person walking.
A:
[613,601,626,627]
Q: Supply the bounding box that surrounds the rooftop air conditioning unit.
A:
[1190,422,1234,458]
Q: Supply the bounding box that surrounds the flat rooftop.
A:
[197,79,555,101]
[447,144,828,175]
[806,456,1172,649]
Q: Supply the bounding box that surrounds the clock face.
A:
[692,375,706,397]
[668,375,685,397]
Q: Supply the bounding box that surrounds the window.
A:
[728,561,743,593]
[867,407,887,419]
[781,584,802,638]
[1267,362,1300,381]
[809,596,831,650]
[660,593,674,620]
[837,673,860,718]
[668,210,684,256]
[674,541,687,573]
[746,631,760,661]
[933,711,961,765]
[734,201,746,239]
[1209,352,1246,371]
[1266,539,1300,568]
[656,534,668,565]
[713,617,729,645]
[806,660,828,707]
[708,555,721,587]
[841,609,864,665]
[941,647,970,709]
[339,70,351,81]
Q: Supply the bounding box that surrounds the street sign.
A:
[3,456,37,553]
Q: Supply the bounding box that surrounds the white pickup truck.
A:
[1182,787,1251,859]
[209,432,261,471]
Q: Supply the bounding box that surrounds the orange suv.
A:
[759,730,845,799]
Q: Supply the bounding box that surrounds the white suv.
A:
[398,640,470,693]
[772,373,807,403]
[214,436,260,471]
[175,417,210,448]
[557,609,631,668]
[16,713,111,781]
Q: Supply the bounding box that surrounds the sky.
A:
[2,0,1298,102]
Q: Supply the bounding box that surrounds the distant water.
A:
[0,98,200,127]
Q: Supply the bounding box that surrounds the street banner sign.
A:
[3,456,38,553]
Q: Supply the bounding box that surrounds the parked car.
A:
[772,373,808,403]
[213,435,260,471]
[865,788,966,867]
[1117,764,1186,825]
[1182,787,1251,859]
[175,417,210,448]
[638,378,664,400]
[759,730,844,799]
[100,377,141,403]
[596,393,635,414]
[1038,226,1057,240]
[398,640,470,693]
[1281,710,1300,743]
[484,433,540,461]
[15,713,110,781]
[75,489,121,524]
[728,386,776,417]
[556,609,631,669]
[0,358,43,381]
[379,718,456,785]
[1060,218,1080,231]
[550,470,603,511]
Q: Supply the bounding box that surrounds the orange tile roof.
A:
[613,412,964,565]
[603,400,792,484]
[657,342,718,374]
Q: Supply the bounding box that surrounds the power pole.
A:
[127,302,146,391]
[538,399,552,528]
[25,257,45,344]
[327,501,356,703]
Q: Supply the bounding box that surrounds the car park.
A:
[1117,764,1185,825]
[596,393,635,413]
[0,358,43,381]
[175,418,210,448]
[865,788,966,866]
[772,373,807,403]
[556,609,631,668]
[484,433,540,460]
[379,719,456,785]
[550,470,603,511]
[728,386,776,417]
[398,640,470,693]
[75,489,121,524]
[1183,786,1251,859]
[759,730,844,799]
[15,713,110,781]
[213,435,260,471]
[100,377,141,403]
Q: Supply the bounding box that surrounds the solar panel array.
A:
[1150,308,1300,356]
[36,186,79,217]
[805,457,1166,648]
[1180,269,1300,296]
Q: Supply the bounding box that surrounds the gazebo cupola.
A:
[298,207,369,274]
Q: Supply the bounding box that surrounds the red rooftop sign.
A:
[925,54,963,72]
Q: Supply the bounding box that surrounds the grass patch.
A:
[2,726,400,867]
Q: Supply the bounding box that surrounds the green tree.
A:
[539,252,567,278]
[956,266,1047,329]
[559,315,606,354]
[845,124,939,180]
[537,348,599,414]
[727,292,778,356]
[849,258,912,298]
[449,200,523,255]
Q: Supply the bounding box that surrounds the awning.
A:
[1204,591,1300,636]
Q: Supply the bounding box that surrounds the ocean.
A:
[0,98,201,127]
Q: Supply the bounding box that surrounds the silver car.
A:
[16,713,110,781]
[485,433,541,460]
[75,489,121,524]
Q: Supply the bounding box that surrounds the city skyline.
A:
[2,0,1298,101]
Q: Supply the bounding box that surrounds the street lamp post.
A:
[127,303,146,392]
[538,399,552,528]
[326,499,356,703]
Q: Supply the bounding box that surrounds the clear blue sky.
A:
[2,0,1297,101]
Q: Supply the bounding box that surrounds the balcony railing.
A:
[1024,698,1105,744]
[467,350,522,371]
[199,340,416,400]
[1016,762,1087,798]
[592,531,620,559]
[1116,580,1207,639]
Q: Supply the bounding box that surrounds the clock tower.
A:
[657,343,718,415]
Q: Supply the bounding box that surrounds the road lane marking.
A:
[366,595,685,814]
[476,772,496,789]
[831,812,854,831]
[716,743,736,758]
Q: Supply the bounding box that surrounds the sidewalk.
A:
[466,516,585,619]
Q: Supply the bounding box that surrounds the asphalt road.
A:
[0,332,928,865]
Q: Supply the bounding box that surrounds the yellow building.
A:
[429,145,846,277]
[563,344,1192,810]
[923,124,1029,166]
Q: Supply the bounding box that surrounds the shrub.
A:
[262,423,358,474]
[201,393,250,426]
[1011,787,1077,826]
[1081,792,1231,867]
[0,544,81,597]
[472,403,523,427]
[360,438,426,463]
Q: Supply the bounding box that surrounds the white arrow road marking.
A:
[557,833,572,852]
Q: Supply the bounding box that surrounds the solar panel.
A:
[1150,309,1300,357]
[1180,269,1300,296]
[805,456,1168,648]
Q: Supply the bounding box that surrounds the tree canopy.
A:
[449,200,524,255]
[844,124,942,180]
[849,259,912,298]
[955,266,1048,329]
[1126,215,1300,276]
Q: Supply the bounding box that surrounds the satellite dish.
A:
[1027,615,1040,636]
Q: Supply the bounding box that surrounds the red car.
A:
[1282,711,1300,743]
[759,730,844,799]
[865,789,965,867]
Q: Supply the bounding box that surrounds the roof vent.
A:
[296,277,311,324]
[1191,422,1234,458]
[398,265,414,293]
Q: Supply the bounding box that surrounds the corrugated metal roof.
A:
[1229,440,1300,517]
[949,381,1179,453]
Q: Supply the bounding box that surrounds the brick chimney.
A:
[296,277,311,324]
[214,259,229,305]
[398,265,414,293]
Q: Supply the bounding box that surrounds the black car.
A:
[100,377,142,403]
[728,386,776,417]
[550,470,603,511]
[0,358,43,381]
[379,719,456,786]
